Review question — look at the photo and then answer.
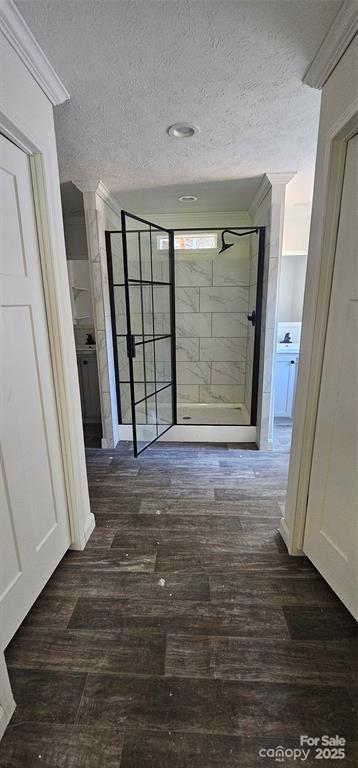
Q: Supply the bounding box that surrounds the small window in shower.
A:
[158,233,217,251]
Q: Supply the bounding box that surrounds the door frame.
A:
[0,115,94,552]
[281,103,358,554]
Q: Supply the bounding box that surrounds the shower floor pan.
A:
[177,402,250,426]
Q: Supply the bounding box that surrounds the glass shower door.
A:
[112,211,176,456]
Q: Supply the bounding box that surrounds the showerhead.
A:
[218,230,235,254]
[218,241,234,254]
[218,228,259,255]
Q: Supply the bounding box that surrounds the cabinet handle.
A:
[290,360,295,364]
[83,360,87,365]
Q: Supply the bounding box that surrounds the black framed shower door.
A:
[106,211,176,456]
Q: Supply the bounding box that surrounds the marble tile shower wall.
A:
[175,250,250,405]
[114,239,255,422]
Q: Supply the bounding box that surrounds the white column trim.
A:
[250,172,296,451]
[30,154,95,550]
[304,0,358,89]
[74,179,122,221]
[0,0,70,105]
[249,172,296,217]
[78,185,120,448]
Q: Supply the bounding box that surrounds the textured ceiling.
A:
[17,0,341,212]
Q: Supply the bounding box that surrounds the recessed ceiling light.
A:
[178,195,198,202]
[167,123,198,139]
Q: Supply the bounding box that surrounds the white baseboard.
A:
[118,424,257,444]
[84,512,96,543]
[279,516,305,556]
[69,511,95,551]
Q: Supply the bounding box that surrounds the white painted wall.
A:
[282,202,312,254]
[0,24,93,737]
[281,33,358,555]
[278,253,308,322]
[249,175,292,450]
[63,213,88,260]
[77,182,122,448]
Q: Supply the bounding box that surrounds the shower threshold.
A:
[177,402,250,426]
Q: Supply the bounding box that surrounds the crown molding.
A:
[248,175,270,217]
[265,172,296,186]
[73,179,101,194]
[139,210,251,221]
[248,172,296,216]
[96,181,122,219]
[73,180,122,219]
[0,0,69,105]
[304,1,358,89]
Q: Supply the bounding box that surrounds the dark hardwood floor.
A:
[1,437,356,766]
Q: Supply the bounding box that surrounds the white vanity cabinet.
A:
[274,350,299,418]
[77,349,101,422]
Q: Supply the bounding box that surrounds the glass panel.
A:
[126,232,140,281]
[133,381,145,406]
[135,395,157,453]
[157,385,172,436]
[117,337,129,383]
[107,216,175,451]
[138,230,152,283]
[142,339,155,390]
[131,313,144,335]
[153,285,170,315]
[155,338,171,372]
[116,314,127,335]
[119,383,132,424]
[111,233,124,284]
[114,286,127,342]
[114,285,126,318]
[151,230,169,282]
[132,343,145,385]
[152,312,167,335]
[141,286,154,337]
[128,284,142,315]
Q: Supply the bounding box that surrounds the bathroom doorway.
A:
[106,212,265,455]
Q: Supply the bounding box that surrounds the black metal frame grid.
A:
[107,210,176,456]
[106,218,265,450]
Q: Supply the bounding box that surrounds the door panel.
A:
[0,135,70,648]
[106,211,176,456]
[303,134,358,618]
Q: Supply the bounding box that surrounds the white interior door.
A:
[303,133,358,619]
[0,135,71,649]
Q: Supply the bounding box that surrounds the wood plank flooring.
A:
[1,436,357,767]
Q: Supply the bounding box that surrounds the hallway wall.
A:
[282,32,358,562]
[249,173,294,450]
[278,253,308,322]
[76,182,122,448]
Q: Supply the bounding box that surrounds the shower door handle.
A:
[247,310,256,327]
